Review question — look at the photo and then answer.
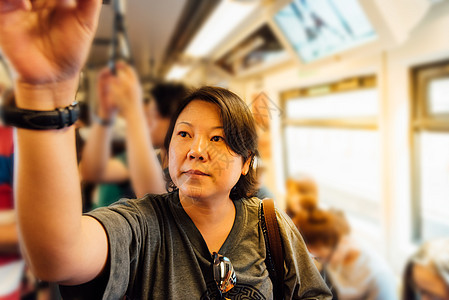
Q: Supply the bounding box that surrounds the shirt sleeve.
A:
[276,210,333,300]
[59,198,148,300]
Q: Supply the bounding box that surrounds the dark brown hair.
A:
[294,207,350,248]
[149,82,189,118]
[163,86,259,200]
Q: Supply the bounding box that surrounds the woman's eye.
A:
[178,131,189,138]
[211,136,224,142]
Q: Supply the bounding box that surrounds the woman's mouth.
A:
[184,169,210,176]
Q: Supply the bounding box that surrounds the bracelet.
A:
[93,114,115,126]
[0,102,80,130]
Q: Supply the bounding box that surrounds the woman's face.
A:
[307,244,334,264]
[168,100,250,200]
[413,264,449,300]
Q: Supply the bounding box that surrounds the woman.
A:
[0,1,331,299]
[403,239,449,300]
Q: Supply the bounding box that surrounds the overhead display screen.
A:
[274,0,377,63]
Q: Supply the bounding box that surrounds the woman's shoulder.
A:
[91,191,178,217]
[241,196,262,207]
[242,197,298,234]
[134,191,178,205]
[85,191,179,240]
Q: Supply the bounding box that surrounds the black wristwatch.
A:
[0,102,80,130]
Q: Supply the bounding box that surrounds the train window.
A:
[428,77,449,115]
[281,75,380,226]
[418,133,449,239]
[286,89,378,119]
[412,61,449,242]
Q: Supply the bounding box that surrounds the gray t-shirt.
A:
[60,191,332,300]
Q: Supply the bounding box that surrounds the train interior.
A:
[1,0,449,298]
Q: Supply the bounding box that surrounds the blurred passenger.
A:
[403,238,449,300]
[144,81,190,166]
[285,176,318,218]
[294,206,398,300]
[80,62,188,208]
[254,160,274,199]
[0,89,24,300]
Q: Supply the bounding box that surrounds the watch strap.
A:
[0,102,80,130]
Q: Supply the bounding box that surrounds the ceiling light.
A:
[166,65,191,81]
[185,0,259,58]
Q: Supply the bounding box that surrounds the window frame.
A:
[279,75,379,221]
[280,75,378,130]
[410,60,449,242]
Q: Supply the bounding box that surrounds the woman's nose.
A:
[188,136,208,161]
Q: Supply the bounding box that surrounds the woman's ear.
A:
[241,155,252,176]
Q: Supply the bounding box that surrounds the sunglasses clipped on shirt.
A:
[212,252,236,300]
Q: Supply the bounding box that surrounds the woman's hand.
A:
[0,0,102,110]
[96,67,118,121]
[0,0,101,85]
[103,62,143,119]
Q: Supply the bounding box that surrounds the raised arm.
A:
[79,68,129,183]
[105,62,166,196]
[0,0,108,285]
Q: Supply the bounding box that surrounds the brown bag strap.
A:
[261,198,285,300]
